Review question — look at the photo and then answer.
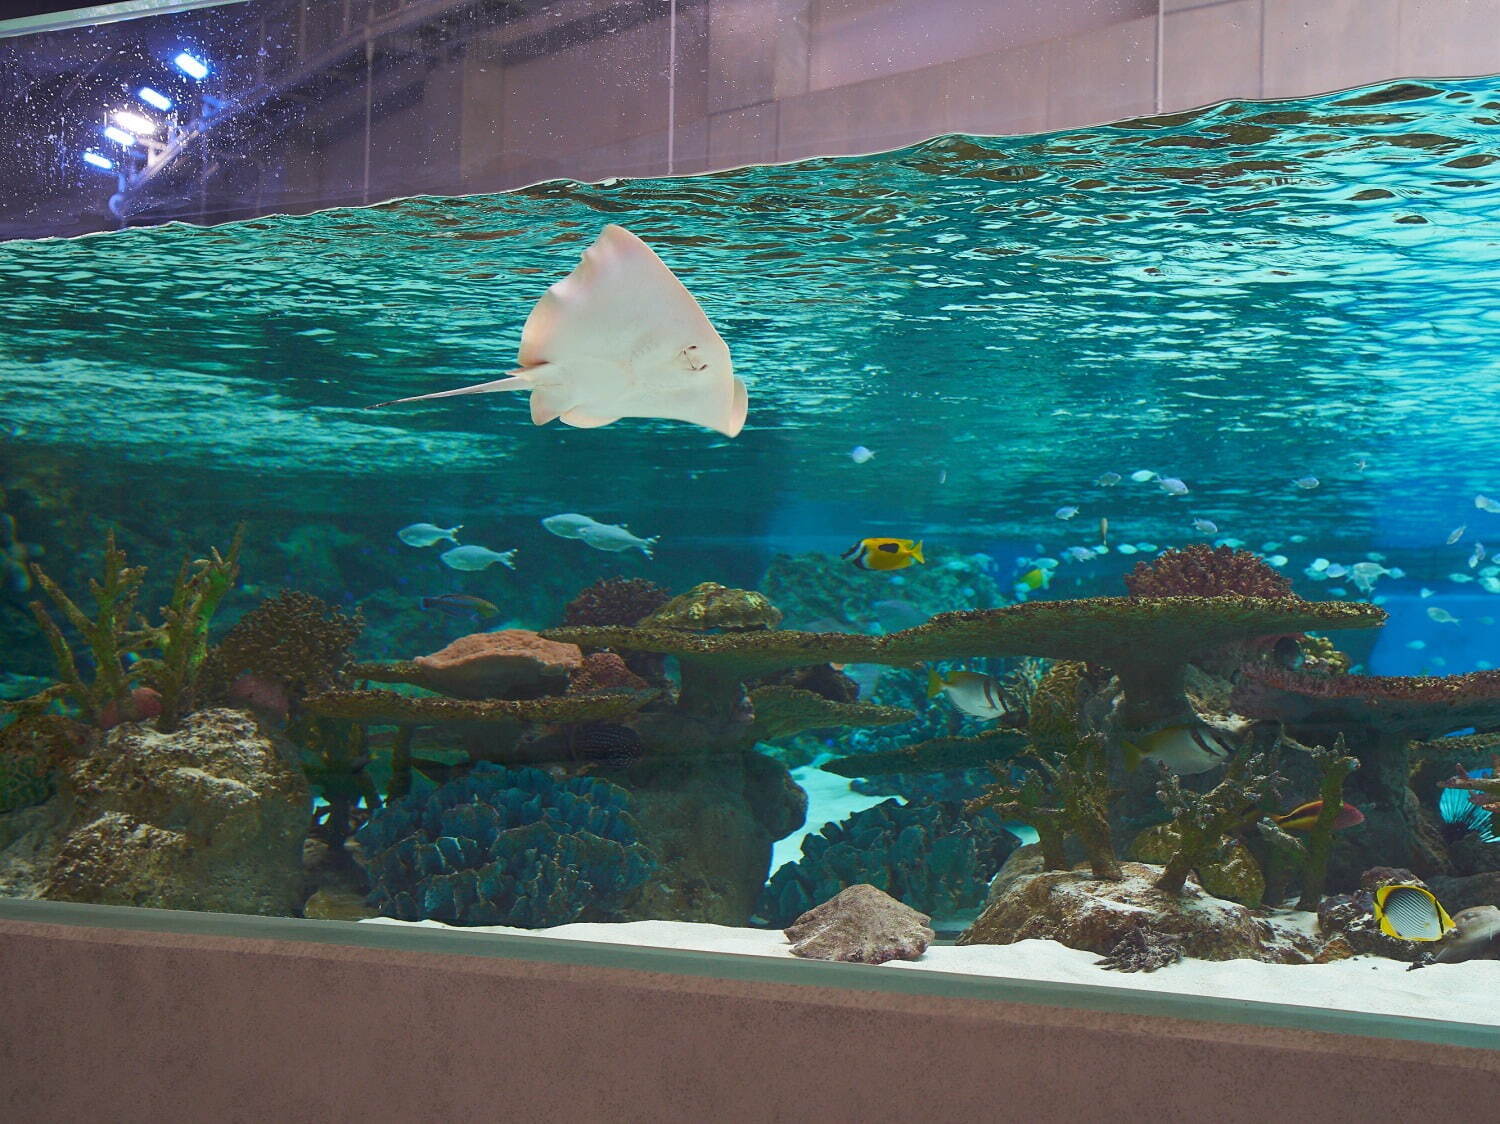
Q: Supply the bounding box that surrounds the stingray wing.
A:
[518,225,746,437]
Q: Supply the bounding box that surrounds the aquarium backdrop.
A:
[2,77,1500,953]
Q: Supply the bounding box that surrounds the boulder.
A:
[41,708,309,916]
[961,860,1341,964]
[414,629,582,699]
[785,884,934,964]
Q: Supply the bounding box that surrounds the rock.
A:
[785,884,934,964]
[41,708,309,916]
[1430,870,1500,913]
[0,799,66,898]
[642,582,783,632]
[986,843,1045,905]
[961,861,1333,964]
[1128,823,1266,907]
[414,630,583,699]
[622,752,803,926]
[302,888,376,921]
[1318,866,1455,962]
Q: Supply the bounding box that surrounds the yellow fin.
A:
[911,540,925,564]
[926,669,944,699]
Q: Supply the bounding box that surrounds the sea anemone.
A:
[562,577,671,628]
[1124,545,1297,600]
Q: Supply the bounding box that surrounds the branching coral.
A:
[757,798,1017,927]
[1296,734,1361,909]
[1125,545,1297,600]
[133,525,244,732]
[23,530,154,725]
[1153,744,1282,895]
[967,732,1121,880]
[355,763,656,927]
[562,577,670,627]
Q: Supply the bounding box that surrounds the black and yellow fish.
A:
[842,537,925,572]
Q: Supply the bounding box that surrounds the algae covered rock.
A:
[785,883,934,964]
[42,708,309,915]
[959,861,1337,964]
[643,582,783,632]
[1317,865,1446,962]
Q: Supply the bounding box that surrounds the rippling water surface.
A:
[3,77,1500,638]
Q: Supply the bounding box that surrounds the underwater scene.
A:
[4,75,1500,1018]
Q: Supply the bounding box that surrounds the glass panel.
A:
[3,0,1500,1045]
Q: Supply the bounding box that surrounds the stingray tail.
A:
[370,372,534,408]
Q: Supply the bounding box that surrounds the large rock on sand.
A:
[785,884,934,963]
[41,708,309,915]
[961,859,1345,965]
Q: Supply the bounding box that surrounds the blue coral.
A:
[757,799,1018,927]
[355,763,656,927]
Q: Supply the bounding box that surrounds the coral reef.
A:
[1151,741,1281,895]
[569,651,648,694]
[1296,735,1361,909]
[204,590,363,705]
[562,577,670,627]
[1124,544,1296,600]
[355,764,656,928]
[821,727,1029,779]
[1233,667,1500,880]
[41,708,309,915]
[758,798,1018,927]
[783,883,934,964]
[643,582,783,632]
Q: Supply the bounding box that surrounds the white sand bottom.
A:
[362,915,1500,1030]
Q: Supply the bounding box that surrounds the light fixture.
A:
[83,152,114,170]
[103,125,137,146]
[172,51,209,80]
[137,87,173,111]
[112,109,157,135]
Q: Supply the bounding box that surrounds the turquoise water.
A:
[3,77,1500,937]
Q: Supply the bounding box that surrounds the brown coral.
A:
[1125,545,1296,600]
[569,651,648,694]
[562,577,671,627]
[204,591,363,702]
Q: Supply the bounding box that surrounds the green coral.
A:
[133,526,244,732]
[643,582,783,632]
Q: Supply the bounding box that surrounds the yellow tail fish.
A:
[842,538,925,572]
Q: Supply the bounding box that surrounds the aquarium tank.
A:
[4,0,1500,1022]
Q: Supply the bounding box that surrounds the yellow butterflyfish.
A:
[841,538,924,572]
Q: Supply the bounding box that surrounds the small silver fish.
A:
[1428,606,1461,625]
[1064,546,1096,562]
[1157,477,1189,496]
[1325,563,1349,579]
[1095,472,1121,487]
[440,544,517,571]
[1117,543,1138,555]
[1294,476,1319,490]
[398,522,462,548]
[1055,506,1080,520]
[1130,470,1156,483]
[1448,525,1467,545]
[1472,543,1488,568]
[1407,640,1427,651]
[542,513,601,539]
[850,446,875,464]
[578,522,658,557]
[1450,573,1476,583]
[1266,554,1289,567]
[1192,518,1218,534]
[1478,495,1500,514]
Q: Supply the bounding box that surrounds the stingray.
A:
[373,224,747,437]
